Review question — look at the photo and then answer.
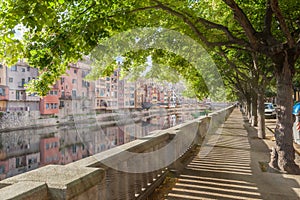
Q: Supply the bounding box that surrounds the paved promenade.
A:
[165,108,300,200]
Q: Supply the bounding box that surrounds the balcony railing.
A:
[17,82,26,88]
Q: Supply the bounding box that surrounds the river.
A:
[0,107,199,180]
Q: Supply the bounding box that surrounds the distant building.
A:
[40,60,94,116]
[6,61,39,112]
[95,69,119,110]
[123,80,135,109]
[0,63,9,111]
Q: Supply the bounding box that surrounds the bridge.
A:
[0,106,300,199]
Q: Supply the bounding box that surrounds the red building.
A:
[39,83,59,115]
[39,137,60,166]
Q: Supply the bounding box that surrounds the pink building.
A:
[39,137,60,166]
[59,143,89,165]
[58,62,94,116]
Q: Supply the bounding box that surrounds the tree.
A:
[1,0,300,173]
[213,49,275,138]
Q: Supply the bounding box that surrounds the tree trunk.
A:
[257,90,265,138]
[246,98,251,121]
[251,90,258,127]
[270,59,300,174]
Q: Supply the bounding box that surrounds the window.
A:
[49,90,58,95]
[0,166,5,174]
[72,90,76,98]
[100,89,105,97]
[21,68,25,72]
[0,78,1,84]
[11,66,17,71]
[27,66,30,71]
[130,100,135,106]
[74,69,77,74]
[21,78,25,87]
[72,79,76,84]
[0,63,3,68]
[50,103,57,109]
[72,144,77,154]
[46,103,49,109]
[28,77,31,82]
[60,101,65,108]
[82,71,87,78]
[61,77,65,84]
[0,88,5,96]
[9,78,13,83]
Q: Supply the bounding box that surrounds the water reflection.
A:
[0,111,194,180]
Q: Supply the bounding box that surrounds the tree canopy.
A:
[2,0,300,173]
[0,0,298,95]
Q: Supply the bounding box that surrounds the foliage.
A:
[1,0,300,99]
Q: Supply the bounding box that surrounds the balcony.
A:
[60,94,72,100]
[17,82,26,88]
[26,94,40,101]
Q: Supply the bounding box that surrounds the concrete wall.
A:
[0,105,234,199]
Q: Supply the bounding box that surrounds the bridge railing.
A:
[0,105,235,200]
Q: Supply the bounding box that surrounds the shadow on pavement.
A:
[162,108,300,200]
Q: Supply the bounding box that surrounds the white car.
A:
[264,103,276,119]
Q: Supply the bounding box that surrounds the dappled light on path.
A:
[166,109,261,200]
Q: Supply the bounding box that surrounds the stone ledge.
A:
[0,165,104,200]
[0,181,47,200]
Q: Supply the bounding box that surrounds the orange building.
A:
[39,83,59,115]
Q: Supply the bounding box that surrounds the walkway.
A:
[165,108,300,200]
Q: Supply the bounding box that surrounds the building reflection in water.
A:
[0,112,193,180]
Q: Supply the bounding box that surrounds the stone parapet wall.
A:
[0,105,235,199]
[0,111,41,129]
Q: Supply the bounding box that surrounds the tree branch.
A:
[263,0,273,36]
[217,48,251,82]
[151,0,210,45]
[222,0,259,48]
[129,5,162,14]
[195,18,230,40]
[270,0,295,47]
[150,0,250,48]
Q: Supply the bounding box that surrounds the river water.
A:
[0,108,196,180]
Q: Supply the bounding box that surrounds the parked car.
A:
[264,103,276,119]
